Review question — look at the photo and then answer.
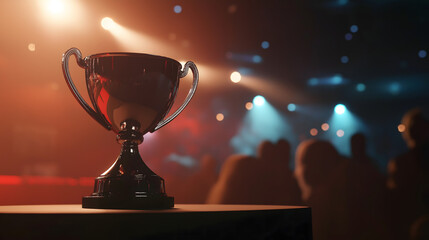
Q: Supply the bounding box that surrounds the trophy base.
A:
[82,195,174,210]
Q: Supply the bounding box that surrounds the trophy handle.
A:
[153,61,199,132]
[62,48,111,130]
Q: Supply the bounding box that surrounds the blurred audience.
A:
[346,133,388,239]
[294,139,350,240]
[387,108,429,240]
[206,139,301,205]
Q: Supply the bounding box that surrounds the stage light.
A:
[331,75,343,85]
[336,129,345,137]
[174,5,182,14]
[310,128,318,136]
[321,123,329,131]
[334,104,346,115]
[341,56,349,64]
[398,124,406,133]
[216,113,225,122]
[230,71,241,83]
[389,82,401,94]
[253,95,266,106]
[345,33,353,41]
[350,25,358,33]
[47,0,64,14]
[261,41,270,49]
[356,83,366,92]
[308,78,319,86]
[245,102,253,110]
[252,55,262,63]
[338,0,349,6]
[28,43,36,52]
[418,50,427,58]
[101,17,115,30]
[287,103,296,112]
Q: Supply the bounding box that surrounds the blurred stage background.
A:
[0,0,428,204]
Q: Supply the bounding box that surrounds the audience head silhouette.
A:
[295,139,341,200]
[401,108,429,149]
[257,140,276,160]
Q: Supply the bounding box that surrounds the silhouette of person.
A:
[346,133,388,239]
[387,108,429,240]
[206,139,301,205]
[294,139,350,240]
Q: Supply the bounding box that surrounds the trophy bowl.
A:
[62,48,198,209]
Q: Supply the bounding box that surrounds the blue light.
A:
[331,75,343,85]
[308,78,319,86]
[338,0,348,5]
[334,104,347,115]
[389,82,401,95]
[252,55,262,63]
[253,95,266,106]
[174,5,182,13]
[345,33,353,41]
[261,41,270,49]
[418,50,427,58]
[356,83,366,92]
[341,56,349,64]
[287,103,296,112]
[350,25,358,33]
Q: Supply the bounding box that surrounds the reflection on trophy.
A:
[62,48,198,209]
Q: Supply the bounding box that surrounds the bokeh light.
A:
[261,41,270,49]
[389,82,401,95]
[334,104,346,115]
[350,25,359,33]
[418,50,427,58]
[310,128,318,136]
[356,83,366,92]
[341,56,349,63]
[287,103,296,112]
[336,129,345,137]
[216,113,224,122]
[245,102,253,110]
[398,124,406,133]
[253,95,266,106]
[230,71,242,83]
[345,33,353,41]
[174,5,182,14]
[308,78,319,86]
[28,43,36,52]
[252,55,262,63]
[321,123,329,131]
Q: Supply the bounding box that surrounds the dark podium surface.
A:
[0,204,312,240]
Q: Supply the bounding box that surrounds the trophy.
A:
[62,48,198,209]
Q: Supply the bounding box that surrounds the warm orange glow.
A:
[336,129,345,137]
[28,43,36,52]
[230,71,241,83]
[321,123,329,131]
[0,176,94,186]
[216,113,225,121]
[47,0,64,14]
[310,128,318,136]
[245,102,253,110]
[398,124,406,133]
[0,176,22,185]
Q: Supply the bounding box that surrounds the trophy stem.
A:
[82,120,174,209]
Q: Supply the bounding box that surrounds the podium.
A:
[0,204,312,239]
